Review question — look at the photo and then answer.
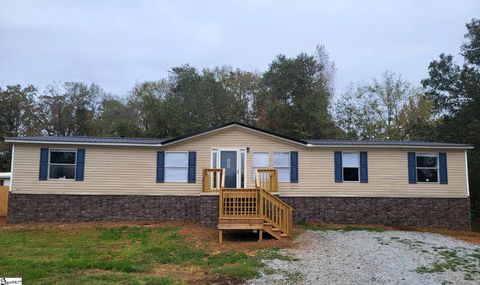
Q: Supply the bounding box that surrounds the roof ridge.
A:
[3,122,473,149]
[8,135,168,140]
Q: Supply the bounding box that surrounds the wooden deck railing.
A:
[258,188,293,236]
[219,188,293,236]
[255,169,278,192]
[202,168,225,193]
[203,168,278,193]
[219,188,259,218]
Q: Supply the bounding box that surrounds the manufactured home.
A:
[4,122,473,239]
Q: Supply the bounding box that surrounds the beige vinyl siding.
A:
[12,145,199,195]
[11,126,468,198]
[296,148,467,198]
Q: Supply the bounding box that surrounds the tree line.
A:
[1,19,479,210]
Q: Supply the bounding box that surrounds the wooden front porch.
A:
[202,168,293,242]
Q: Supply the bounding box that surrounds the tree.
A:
[214,67,261,125]
[128,80,170,137]
[163,65,214,136]
[0,85,38,137]
[422,18,480,210]
[36,82,103,136]
[0,85,38,171]
[97,96,142,137]
[256,45,340,138]
[397,94,437,140]
[335,71,434,140]
[126,65,262,138]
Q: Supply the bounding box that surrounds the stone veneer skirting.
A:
[7,193,219,228]
[282,196,471,231]
[7,193,471,231]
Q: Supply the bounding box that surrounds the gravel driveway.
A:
[248,229,480,285]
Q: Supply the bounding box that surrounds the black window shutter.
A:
[408,152,417,184]
[334,151,343,183]
[156,151,165,183]
[360,151,368,183]
[290,151,298,183]
[75,149,86,181]
[439,152,448,184]
[188,151,196,183]
[39,148,49,180]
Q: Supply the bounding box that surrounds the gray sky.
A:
[1,0,478,96]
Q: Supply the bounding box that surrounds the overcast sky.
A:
[1,0,478,97]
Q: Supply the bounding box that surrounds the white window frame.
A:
[212,149,218,169]
[211,148,247,188]
[48,148,77,180]
[164,151,189,183]
[416,153,439,184]
[252,152,270,180]
[239,149,246,188]
[342,151,360,182]
[273,152,290,183]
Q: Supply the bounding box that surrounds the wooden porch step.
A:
[262,224,282,240]
[217,187,293,243]
[218,223,263,230]
[218,217,264,230]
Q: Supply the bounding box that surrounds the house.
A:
[0,172,11,186]
[4,122,473,238]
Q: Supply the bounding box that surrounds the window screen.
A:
[165,152,189,182]
[274,152,290,182]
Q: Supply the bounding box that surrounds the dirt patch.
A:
[82,267,243,285]
[178,225,299,254]
[153,264,245,285]
[151,264,206,283]
[149,264,243,285]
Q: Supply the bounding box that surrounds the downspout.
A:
[9,143,15,192]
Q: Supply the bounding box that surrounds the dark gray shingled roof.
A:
[4,136,168,145]
[304,139,473,148]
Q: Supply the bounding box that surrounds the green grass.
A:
[415,248,480,280]
[260,247,295,261]
[207,251,262,279]
[284,271,305,284]
[0,225,280,284]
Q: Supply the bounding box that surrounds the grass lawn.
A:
[0,222,292,285]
